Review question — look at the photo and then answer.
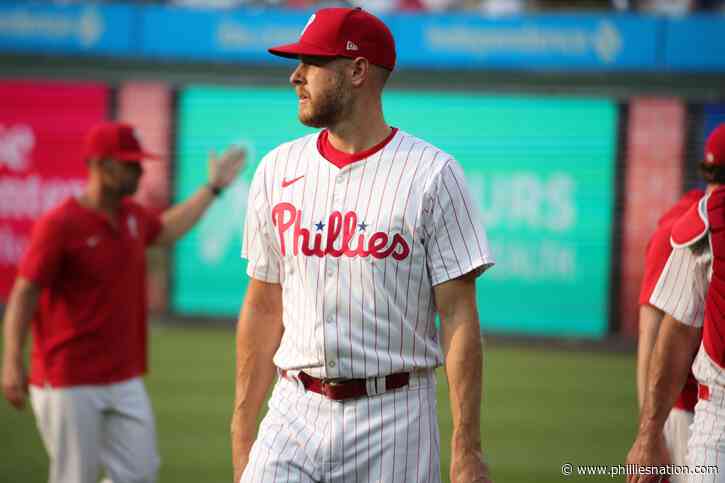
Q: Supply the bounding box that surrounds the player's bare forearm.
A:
[436,272,490,482]
[638,314,700,437]
[442,315,482,449]
[626,314,700,482]
[636,305,664,411]
[231,279,284,482]
[2,278,38,362]
[1,277,39,409]
[156,187,216,244]
[157,147,245,245]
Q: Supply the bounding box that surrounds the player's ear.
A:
[87,157,102,170]
[349,57,370,88]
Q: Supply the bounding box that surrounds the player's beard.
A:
[298,74,350,128]
[119,177,140,197]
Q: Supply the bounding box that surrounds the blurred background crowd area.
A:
[40,0,725,15]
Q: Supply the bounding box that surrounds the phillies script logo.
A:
[272,202,410,260]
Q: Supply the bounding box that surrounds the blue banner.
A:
[3,4,725,74]
[140,9,662,71]
[391,13,662,71]
[664,15,725,72]
[140,6,304,64]
[0,2,137,56]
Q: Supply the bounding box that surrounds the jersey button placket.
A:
[333,172,346,204]
[323,258,337,376]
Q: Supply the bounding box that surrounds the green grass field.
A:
[1,326,637,482]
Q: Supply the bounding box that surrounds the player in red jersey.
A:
[1,121,244,483]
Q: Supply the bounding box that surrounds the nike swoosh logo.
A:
[282,175,305,188]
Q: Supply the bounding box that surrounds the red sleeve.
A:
[638,225,673,306]
[134,203,162,246]
[18,215,65,288]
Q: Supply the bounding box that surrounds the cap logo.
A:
[707,152,715,163]
[300,14,315,38]
[346,41,359,51]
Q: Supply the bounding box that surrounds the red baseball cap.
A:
[83,121,160,163]
[268,7,396,71]
[705,123,725,167]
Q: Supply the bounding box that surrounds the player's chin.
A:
[298,111,326,129]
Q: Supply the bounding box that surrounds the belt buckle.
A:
[320,379,336,399]
[320,378,350,400]
[323,378,346,386]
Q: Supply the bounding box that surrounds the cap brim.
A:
[268,41,338,60]
[116,151,163,163]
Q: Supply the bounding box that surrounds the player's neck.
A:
[79,181,123,219]
[326,106,390,154]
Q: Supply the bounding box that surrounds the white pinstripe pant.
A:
[688,385,725,482]
[241,370,441,483]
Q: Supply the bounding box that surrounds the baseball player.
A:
[1,121,245,483]
[231,7,494,483]
[636,188,704,481]
[626,123,725,483]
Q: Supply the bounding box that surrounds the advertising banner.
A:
[118,82,173,312]
[665,15,725,72]
[173,86,617,338]
[0,80,108,300]
[140,8,660,72]
[383,92,617,337]
[140,6,306,65]
[393,13,661,71]
[619,99,686,337]
[5,4,725,74]
[0,2,137,57]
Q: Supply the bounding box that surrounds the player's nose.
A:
[290,62,305,86]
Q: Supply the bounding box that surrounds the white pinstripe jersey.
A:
[241,129,493,379]
[649,238,724,387]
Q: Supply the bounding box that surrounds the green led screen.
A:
[174,87,617,338]
[173,87,313,315]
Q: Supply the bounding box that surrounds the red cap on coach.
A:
[705,123,725,167]
[268,7,396,71]
[83,121,160,163]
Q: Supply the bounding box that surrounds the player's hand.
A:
[450,446,492,483]
[209,146,246,191]
[625,431,670,483]
[1,358,28,410]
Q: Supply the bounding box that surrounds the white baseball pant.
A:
[29,377,160,483]
[663,408,694,483]
[241,369,441,483]
[687,385,725,482]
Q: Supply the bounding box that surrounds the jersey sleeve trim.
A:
[430,258,495,287]
[671,193,710,248]
[246,264,281,284]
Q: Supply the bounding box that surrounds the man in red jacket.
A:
[1,121,244,483]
